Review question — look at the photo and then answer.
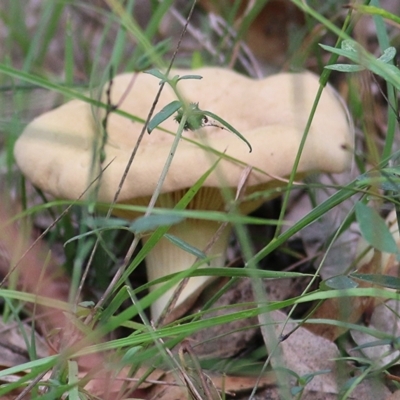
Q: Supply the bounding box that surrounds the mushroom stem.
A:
[142,219,231,320]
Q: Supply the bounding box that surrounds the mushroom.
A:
[14,67,353,319]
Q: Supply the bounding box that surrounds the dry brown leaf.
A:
[0,203,70,334]
[0,202,109,392]
[0,319,48,368]
[306,211,400,341]
[187,277,259,359]
[309,209,400,342]
[187,274,311,359]
[146,368,275,400]
[271,310,340,394]
[180,309,361,398]
[306,250,381,341]
[283,173,358,279]
[146,370,187,400]
[351,299,400,367]
[269,311,386,398]
[211,372,275,393]
[347,374,391,400]
[386,389,400,400]
[82,365,165,397]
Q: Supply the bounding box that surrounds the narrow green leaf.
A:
[292,369,331,395]
[164,233,208,261]
[139,267,312,286]
[380,170,400,192]
[130,214,184,234]
[78,301,95,308]
[377,47,396,64]
[320,43,400,90]
[252,179,363,266]
[22,2,64,70]
[109,24,128,70]
[106,1,165,71]
[176,74,203,81]
[319,43,363,63]
[144,68,167,81]
[350,273,400,290]
[352,338,392,351]
[120,347,142,365]
[64,227,129,246]
[143,0,175,40]
[99,286,131,323]
[191,51,205,69]
[355,202,399,254]
[301,370,332,383]
[147,100,182,133]
[134,39,170,70]
[203,110,252,153]
[0,63,144,123]
[341,39,359,52]
[325,64,365,72]
[67,361,79,400]
[372,63,400,89]
[84,217,129,228]
[64,15,74,86]
[291,386,303,396]
[356,168,400,192]
[321,275,358,290]
[352,4,400,26]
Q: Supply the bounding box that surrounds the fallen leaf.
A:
[0,203,70,335]
[210,372,275,393]
[0,319,48,368]
[306,250,381,341]
[83,365,166,396]
[271,310,340,394]
[188,278,259,359]
[351,300,400,367]
[146,371,187,400]
[386,389,400,400]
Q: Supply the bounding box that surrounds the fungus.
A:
[14,67,353,319]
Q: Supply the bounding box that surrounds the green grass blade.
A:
[22,1,65,71]
[370,0,399,161]
[64,14,74,87]
[352,4,400,25]
[251,179,362,266]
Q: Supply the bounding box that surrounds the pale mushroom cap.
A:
[14,68,354,320]
[14,68,353,204]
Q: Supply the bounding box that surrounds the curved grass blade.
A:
[350,273,400,290]
[147,100,182,133]
[130,214,184,233]
[164,233,207,261]
[203,110,252,153]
